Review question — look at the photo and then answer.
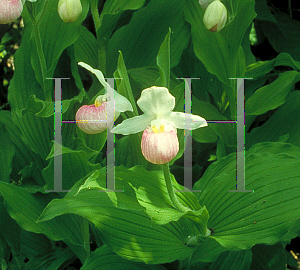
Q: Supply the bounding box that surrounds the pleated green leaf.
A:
[0,122,15,183]
[81,245,167,270]
[247,91,300,148]
[0,111,46,184]
[38,168,200,264]
[194,142,300,250]
[245,71,300,116]
[250,243,286,270]
[42,142,100,191]
[21,247,75,270]
[0,182,89,262]
[107,0,186,75]
[245,52,300,78]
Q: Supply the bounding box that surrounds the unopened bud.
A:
[203,0,227,32]
[58,0,82,23]
[0,0,23,24]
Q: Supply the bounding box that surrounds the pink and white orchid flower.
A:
[111,86,207,164]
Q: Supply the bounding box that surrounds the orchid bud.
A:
[0,0,23,24]
[58,0,82,23]
[141,120,179,165]
[203,0,227,32]
[76,95,120,134]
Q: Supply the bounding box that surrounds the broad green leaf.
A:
[42,142,100,191]
[194,142,300,250]
[0,198,21,261]
[0,111,46,184]
[0,181,89,262]
[247,91,300,149]
[20,230,52,261]
[124,166,209,235]
[38,169,200,264]
[20,89,86,118]
[24,0,89,93]
[101,0,146,14]
[0,122,15,183]
[192,97,235,146]
[245,52,300,78]
[81,245,167,270]
[190,238,228,264]
[74,25,98,69]
[209,250,252,270]
[250,243,286,270]
[156,28,171,89]
[260,9,300,62]
[245,71,300,115]
[128,67,160,92]
[21,247,75,270]
[7,27,53,159]
[255,0,276,22]
[107,0,186,75]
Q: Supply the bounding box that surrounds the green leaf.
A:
[245,71,300,115]
[0,182,89,262]
[38,169,199,264]
[250,243,286,270]
[190,238,228,265]
[0,122,15,183]
[125,166,209,235]
[247,91,300,149]
[74,25,98,69]
[0,198,21,262]
[42,142,100,191]
[0,111,46,184]
[156,28,171,89]
[101,0,146,14]
[21,247,75,270]
[192,96,235,146]
[245,52,300,78]
[259,9,300,62]
[114,51,139,117]
[81,245,167,270]
[194,142,300,250]
[107,0,186,75]
[209,250,252,270]
[255,0,276,22]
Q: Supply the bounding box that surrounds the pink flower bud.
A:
[0,0,23,24]
[141,121,179,165]
[76,98,120,134]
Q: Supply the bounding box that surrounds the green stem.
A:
[91,0,106,74]
[91,1,101,30]
[162,163,188,213]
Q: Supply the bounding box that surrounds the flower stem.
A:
[91,0,106,75]
[162,163,188,213]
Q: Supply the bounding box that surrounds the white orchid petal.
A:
[137,86,175,116]
[165,112,207,130]
[78,62,108,89]
[111,114,155,135]
[79,62,133,112]
[113,91,133,112]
